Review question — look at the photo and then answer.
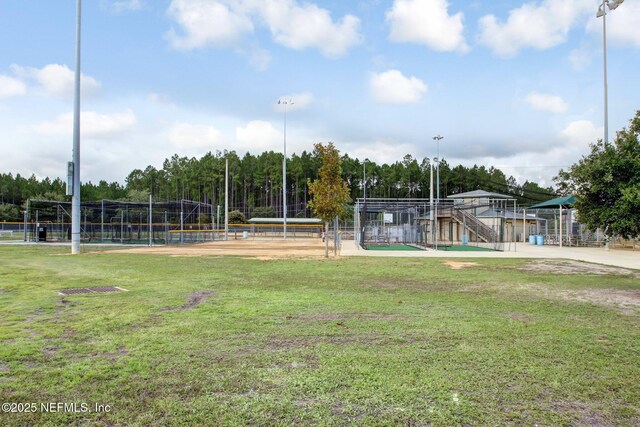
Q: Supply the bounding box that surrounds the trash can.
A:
[461,235,469,245]
[38,226,47,242]
[536,235,544,245]
[243,230,249,239]
[529,235,536,245]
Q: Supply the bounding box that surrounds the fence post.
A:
[149,195,152,246]
[101,200,104,243]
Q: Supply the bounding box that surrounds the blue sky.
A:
[1,0,639,187]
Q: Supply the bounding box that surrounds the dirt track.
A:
[104,238,333,259]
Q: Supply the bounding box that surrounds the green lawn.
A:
[1,246,639,426]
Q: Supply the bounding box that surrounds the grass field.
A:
[1,246,639,426]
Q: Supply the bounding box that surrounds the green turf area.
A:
[366,244,423,251]
[1,246,639,426]
[435,245,496,252]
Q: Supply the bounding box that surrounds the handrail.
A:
[447,207,497,243]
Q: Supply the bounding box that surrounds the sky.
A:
[1,0,639,188]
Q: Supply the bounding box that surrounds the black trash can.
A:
[38,226,47,242]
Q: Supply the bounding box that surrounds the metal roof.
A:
[447,190,513,199]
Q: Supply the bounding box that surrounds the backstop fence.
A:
[15,199,325,244]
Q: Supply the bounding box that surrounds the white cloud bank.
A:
[170,122,222,150]
[0,75,26,98]
[33,109,137,139]
[478,0,592,57]
[525,92,568,113]
[236,120,282,151]
[166,0,362,58]
[11,64,101,98]
[370,70,427,104]
[166,0,254,49]
[386,0,468,53]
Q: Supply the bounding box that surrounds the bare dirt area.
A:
[521,260,639,278]
[443,260,479,270]
[162,290,217,312]
[558,289,640,316]
[515,260,640,314]
[102,238,331,259]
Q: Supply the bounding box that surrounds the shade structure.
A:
[529,195,576,209]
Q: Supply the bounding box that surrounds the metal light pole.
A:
[432,135,444,200]
[363,159,368,202]
[71,0,82,254]
[278,99,293,239]
[597,0,624,145]
[432,135,444,249]
[427,158,434,245]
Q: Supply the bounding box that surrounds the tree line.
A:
[0,149,555,221]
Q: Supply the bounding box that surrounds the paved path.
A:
[341,243,640,270]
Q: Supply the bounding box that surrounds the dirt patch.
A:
[260,333,418,351]
[366,278,427,289]
[522,260,638,277]
[443,260,479,270]
[55,298,75,316]
[94,346,128,360]
[0,363,9,372]
[286,313,409,322]
[100,238,330,259]
[551,401,609,426]
[508,312,532,322]
[43,346,58,359]
[517,284,640,316]
[560,289,640,315]
[272,354,320,370]
[162,290,216,312]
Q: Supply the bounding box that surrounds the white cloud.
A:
[561,119,601,146]
[11,64,101,98]
[343,139,418,167]
[586,2,640,48]
[370,70,427,104]
[0,74,26,98]
[386,0,468,53]
[169,122,222,149]
[236,120,281,150]
[274,92,314,112]
[165,0,362,58]
[166,0,254,50]
[251,0,362,58]
[102,0,144,13]
[525,92,568,113]
[478,0,592,57]
[33,109,137,139]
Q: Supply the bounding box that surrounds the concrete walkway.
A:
[341,243,640,270]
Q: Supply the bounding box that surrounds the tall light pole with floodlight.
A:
[70,0,82,254]
[597,0,624,145]
[432,135,444,200]
[432,135,444,248]
[278,99,293,239]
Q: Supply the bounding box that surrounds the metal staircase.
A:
[446,207,498,243]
